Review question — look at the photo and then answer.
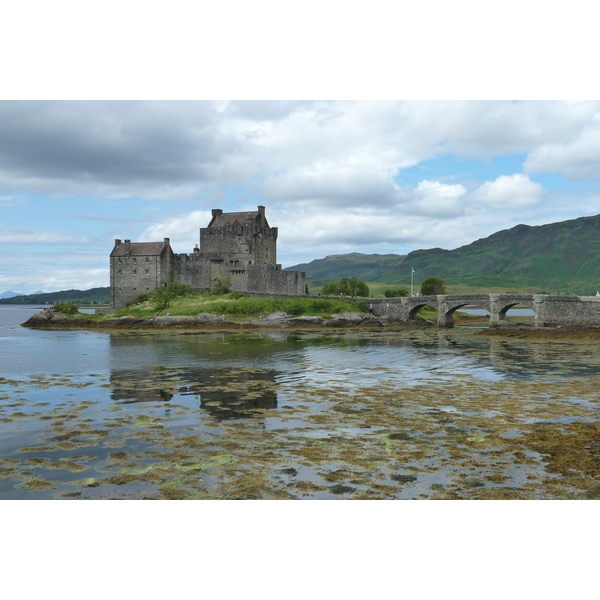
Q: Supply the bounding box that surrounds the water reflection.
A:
[105,329,600,419]
[110,365,278,420]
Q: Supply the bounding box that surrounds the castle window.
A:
[145,269,149,274]
[145,257,149,262]
[133,269,137,274]
[133,258,137,263]
[117,270,122,275]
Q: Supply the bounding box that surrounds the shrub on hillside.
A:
[322,276,369,297]
[211,275,231,295]
[151,282,196,310]
[127,292,151,307]
[53,302,79,315]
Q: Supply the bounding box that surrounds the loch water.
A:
[1,305,599,500]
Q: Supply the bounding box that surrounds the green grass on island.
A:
[114,293,368,320]
[56,292,370,322]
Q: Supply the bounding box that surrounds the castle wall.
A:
[110,242,174,310]
[246,265,306,295]
[172,253,210,289]
[167,256,306,297]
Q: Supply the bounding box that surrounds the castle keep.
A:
[110,206,306,309]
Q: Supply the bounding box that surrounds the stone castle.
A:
[110,206,306,309]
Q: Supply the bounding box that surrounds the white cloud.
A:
[411,179,468,217]
[139,210,213,253]
[0,227,90,244]
[0,252,108,293]
[470,174,543,208]
[1,100,600,203]
[523,123,600,180]
[263,161,398,207]
[0,195,26,207]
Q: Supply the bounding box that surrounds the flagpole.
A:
[411,268,414,296]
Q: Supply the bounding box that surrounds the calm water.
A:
[1,305,599,500]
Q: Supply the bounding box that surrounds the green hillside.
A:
[0,287,110,305]
[288,252,405,281]
[288,214,600,295]
[405,215,600,294]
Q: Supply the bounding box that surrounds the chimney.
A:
[193,244,200,254]
[212,209,223,218]
[258,205,265,217]
[114,239,122,246]
[164,238,170,245]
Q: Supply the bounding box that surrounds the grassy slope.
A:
[404,215,600,294]
[288,253,405,281]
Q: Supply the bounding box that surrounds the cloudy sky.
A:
[1,100,600,293]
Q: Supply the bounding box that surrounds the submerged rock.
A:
[262,312,289,321]
[195,312,224,322]
[102,316,145,326]
[289,315,323,325]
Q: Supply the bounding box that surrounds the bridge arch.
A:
[494,298,538,325]
[436,295,492,328]
[407,301,439,321]
[439,303,490,328]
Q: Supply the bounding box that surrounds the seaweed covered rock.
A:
[21,307,56,326]
[21,307,94,328]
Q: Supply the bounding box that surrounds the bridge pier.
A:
[436,297,455,328]
[488,296,507,328]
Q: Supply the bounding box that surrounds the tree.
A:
[322,276,370,297]
[420,277,446,295]
[211,275,231,295]
[152,282,195,310]
[384,287,409,298]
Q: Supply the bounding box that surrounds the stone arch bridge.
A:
[367,294,600,328]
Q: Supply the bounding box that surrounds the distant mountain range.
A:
[288,214,600,295]
[0,287,110,305]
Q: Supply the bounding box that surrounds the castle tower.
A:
[199,205,278,269]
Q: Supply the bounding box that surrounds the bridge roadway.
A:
[367,293,600,328]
